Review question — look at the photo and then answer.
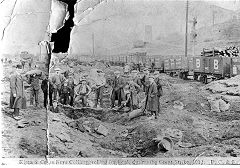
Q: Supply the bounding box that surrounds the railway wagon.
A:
[209,56,231,77]
[163,58,175,76]
[193,56,232,83]
[163,59,171,73]
[231,57,240,76]
[164,56,191,78]
[109,55,118,66]
[175,56,189,79]
[193,56,205,80]
[188,57,194,76]
[153,57,164,72]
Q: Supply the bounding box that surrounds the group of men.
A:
[9,62,164,120]
[9,64,44,120]
[110,68,163,119]
[46,67,107,110]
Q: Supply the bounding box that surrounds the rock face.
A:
[0,0,52,58]
[1,0,238,58]
[49,0,68,33]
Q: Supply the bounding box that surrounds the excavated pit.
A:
[56,104,167,157]
[51,77,240,158]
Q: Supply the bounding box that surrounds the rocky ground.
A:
[1,63,240,158]
[1,63,47,158]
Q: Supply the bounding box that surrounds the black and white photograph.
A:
[1,0,240,165]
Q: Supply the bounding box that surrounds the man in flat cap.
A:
[129,70,142,109]
[50,67,65,101]
[141,68,150,92]
[9,64,27,120]
[145,74,158,119]
[94,70,106,108]
[111,70,125,108]
[28,71,41,107]
[75,78,91,107]
[154,71,163,114]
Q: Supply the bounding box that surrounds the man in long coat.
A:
[129,70,142,109]
[28,73,41,107]
[10,64,26,120]
[67,73,75,106]
[145,75,159,119]
[111,71,125,108]
[41,74,49,108]
[141,68,150,92]
[94,70,106,108]
[153,71,163,113]
[50,68,65,101]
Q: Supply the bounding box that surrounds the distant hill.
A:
[69,0,239,57]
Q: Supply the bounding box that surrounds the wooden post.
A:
[92,33,95,57]
[185,0,189,58]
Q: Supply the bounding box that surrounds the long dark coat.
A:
[67,76,75,97]
[111,76,125,105]
[10,74,27,109]
[141,75,149,92]
[154,77,163,97]
[146,82,158,112]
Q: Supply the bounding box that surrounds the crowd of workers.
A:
[9,62,166,120]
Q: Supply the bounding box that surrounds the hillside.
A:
[68,0,238,57]
[0,0,239,58]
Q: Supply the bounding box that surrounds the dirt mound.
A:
[205,75,240,96]
[19,138,47,156]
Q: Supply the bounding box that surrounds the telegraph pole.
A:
[92,33,95,57]
[185,0,189,58]
[191,17,197,57]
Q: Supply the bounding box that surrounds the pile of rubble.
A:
[205,75,240,96]
[202,46,240,57]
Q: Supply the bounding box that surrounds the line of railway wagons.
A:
[102,52,240,84]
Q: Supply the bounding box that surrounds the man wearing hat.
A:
[75,78,91,107]
[111,70,125,108]
[9,64,27,120]
[93,70,106,108]
[41,74,49,108]
[131,70,142,90]
[49,100,59,113]
[28,72,41,107]
[141,68,150,92]
[60,79,70,105]
[50,67,65,101]
[154,71,163,114]
[145,74,158,119]
[129,70,142,109]
[67,72,75,106]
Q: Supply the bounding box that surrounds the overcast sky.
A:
[207,0,240,11]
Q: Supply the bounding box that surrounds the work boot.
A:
[13,108,21,120]
[13,116,22,120]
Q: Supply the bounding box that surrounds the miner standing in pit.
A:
[141,68,150,92]
[153,71,163,115]
[50,68,65,101]
[41,74,49,108]
[28,73,41,107]
[93,70,106,108]
[75,78,91,107]
[67,71,75,106]
[145,75,159,119]
[111,71,125,108]
[9,64,27,120]
[129,70,142,109]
